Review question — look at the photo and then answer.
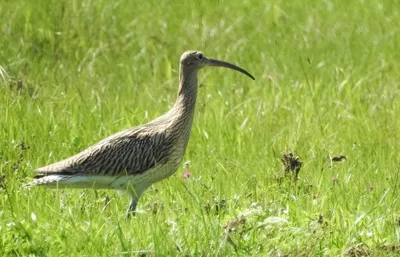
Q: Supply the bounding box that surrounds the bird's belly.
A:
[33,160,182,196]
[104,161,179,194]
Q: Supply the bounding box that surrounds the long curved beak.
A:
[207,58,255,80]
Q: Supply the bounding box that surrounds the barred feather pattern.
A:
[25,50,255,216]
[27,59,199,197]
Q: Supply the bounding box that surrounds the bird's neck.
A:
[173,66,198,120]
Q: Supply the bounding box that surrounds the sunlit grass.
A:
[1,0,400,256]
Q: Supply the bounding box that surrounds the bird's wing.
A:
[34,127,173,177]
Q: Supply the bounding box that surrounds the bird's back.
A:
[29,122,181,187]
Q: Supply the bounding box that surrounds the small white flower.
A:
[31,212,37,222]
[233,194,241,201]
[259,217,288,227]
[250,202,259,208]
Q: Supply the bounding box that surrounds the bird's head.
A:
[179,50,255,80]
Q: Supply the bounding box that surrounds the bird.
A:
[25,50,255,217]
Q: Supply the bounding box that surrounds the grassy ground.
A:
[1,0,400,256]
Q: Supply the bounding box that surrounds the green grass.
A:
[1,0,400,256]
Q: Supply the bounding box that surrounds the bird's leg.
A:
[126,192,140,219]
[125,196,139,219]
[124,182,142,219]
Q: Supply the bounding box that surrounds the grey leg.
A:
[126,197,138,219]
[125,185,145,219]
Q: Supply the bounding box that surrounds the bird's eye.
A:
[197,54,203,60]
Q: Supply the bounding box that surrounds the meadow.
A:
[1,0,399,256]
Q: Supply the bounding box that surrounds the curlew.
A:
[26,51,255,217]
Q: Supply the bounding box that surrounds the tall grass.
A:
[1,0,399,255]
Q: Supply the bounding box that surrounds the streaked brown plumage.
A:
[26,50,255,217]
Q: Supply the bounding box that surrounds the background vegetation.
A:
[1,0,399,255]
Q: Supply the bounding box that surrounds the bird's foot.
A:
[125,210,136,219]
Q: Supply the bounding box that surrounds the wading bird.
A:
[26,51,255,217]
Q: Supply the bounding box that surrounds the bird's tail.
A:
[24,175,73,188]
[24,174,121,189]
